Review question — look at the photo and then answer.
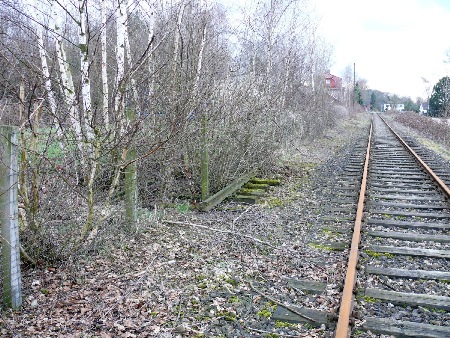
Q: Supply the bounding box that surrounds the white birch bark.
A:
[78,0,94,142]
[114,0,127,135]
[192,19,207,100]
[36,20,58,129]
[172,0,187,77]
[50,0,83,147]
[30,0,61,137]
[101,0,109,129]
[124,0,139,116]
[139,0,156,99]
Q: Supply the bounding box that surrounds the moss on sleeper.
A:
[257,301,277,319]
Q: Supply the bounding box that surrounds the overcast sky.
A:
[314,0,450,99]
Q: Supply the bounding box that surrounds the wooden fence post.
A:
[0,125,22,308]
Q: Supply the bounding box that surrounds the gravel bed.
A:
[364,236,450,250]
[362,254,450,273]
[365,275,450,297]
[358,302,450,326]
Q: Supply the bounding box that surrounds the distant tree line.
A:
[358,75,450,117]
[361,89,420,112]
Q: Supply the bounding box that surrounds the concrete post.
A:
[0,125,22,308]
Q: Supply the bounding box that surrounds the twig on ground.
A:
[249,281,315,323]
[163,220,276,249]
[232,205,253,225]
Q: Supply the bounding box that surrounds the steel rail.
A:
[379,115,450,198]
[335,116,373,338]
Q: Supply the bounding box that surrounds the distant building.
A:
[325,72,342,89]
[419,101,428,115]
[325,72,343,101]
[382,103,405,112]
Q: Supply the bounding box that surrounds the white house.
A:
[383,103,405,112]
[419,102,428,115]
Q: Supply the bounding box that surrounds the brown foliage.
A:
[394,112,450,148]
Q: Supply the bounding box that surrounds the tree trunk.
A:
[172,0,187,81]
[101,0,109,130]
[51,0,84,169]
[200,113,209,200]
[124,110,137,225]
[114,0,127,136]
[78,0,94,143]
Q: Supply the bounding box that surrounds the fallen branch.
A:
[20,244,37,266]
[232,205,253,225]
[163,220,276,249]
[249,280,315,323]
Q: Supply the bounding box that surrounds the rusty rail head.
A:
[379,115,450,199]
[335,115,373,338]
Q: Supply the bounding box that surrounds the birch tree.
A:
[35,5,58,131]
[78,0,94,143]
[101,0,109,130]
[114,0,127,136]
[50,0,84,166]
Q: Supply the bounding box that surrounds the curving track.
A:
[336,114,450,337]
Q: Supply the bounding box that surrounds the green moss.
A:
[365,250,393,258]
[244,183,269,190]
[224,277,238,286]
[353,328,365,336]
[79,43,87,54]
[257,301,277,319]
[217,310,237,321]
[265,197,284,208]
[197,282,207,289]
[321,229,341,239]
[308,243,336,251]
[264,334,279,338]
[40,288,49,295]
[238,188,266,196]
[365,250,382,257]
[176,202,190,213]
[303,323,315,329]
[362,296,377,303]
[428,307,446,313]
[250,177,281,186]
[196,274,206,281]
[257,308,272,319]
[274,321,296,328]
[228,296,239,303]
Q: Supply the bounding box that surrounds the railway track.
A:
[336,114,450,337]
[269,113,450,337]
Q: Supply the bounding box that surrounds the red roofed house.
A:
[325,72,343,101]
[325,72,342,89]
